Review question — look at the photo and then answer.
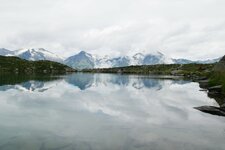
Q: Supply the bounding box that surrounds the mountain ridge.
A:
[64,51,220,70]
[0,48,221,70]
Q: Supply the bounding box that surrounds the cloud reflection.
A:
[0,73,224,150]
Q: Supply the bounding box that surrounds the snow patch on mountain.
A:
[94,55,112,68]
[14,48,63,62]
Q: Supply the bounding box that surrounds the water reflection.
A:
[65,73,187,90]
[0,73,187,92]
[0,80,59,92]
[65,73,94,90]
[0,73,224,150]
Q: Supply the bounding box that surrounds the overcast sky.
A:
[0,0,225,60]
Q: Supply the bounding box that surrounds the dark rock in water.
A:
[208,92,225,106]
[197,77,208,81]
[208,85,222,93]
[208,85,222,89]
[221,103,225,108]
[194,106,225,116]
[199,89,207,91]
[196,56,225,117]
[199,80,209,89]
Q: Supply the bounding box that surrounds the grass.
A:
[83,63,214,78]
[208,72,225,94]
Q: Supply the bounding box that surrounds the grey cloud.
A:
[0,0,224,59]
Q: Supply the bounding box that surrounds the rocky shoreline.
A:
[194,55,225,117]
[194,78,225,117]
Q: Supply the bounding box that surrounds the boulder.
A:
[208,85,222,93]
[199,79,209,89]
[194,106,225,116]
[207,92,225,106]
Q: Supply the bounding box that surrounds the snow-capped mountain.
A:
[0,48,14,56]
[143,51,173,65]
[14,48,63,62]
[107,52,173,67]
[0,47,221,69]
[64,51,133,70]
[64,51,95,70]
[0,48,63,62]
[172,57,221,64]
[109,56,131,67]
[64,51,221,69]
[131,53,145,65]
[64,51,174,69]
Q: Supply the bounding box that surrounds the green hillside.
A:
[209,55,225,93]
[0,56,75,74]
[83,63,214,78]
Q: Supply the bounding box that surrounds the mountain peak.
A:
[77,51,93,59]
[79,51,86,54]
[133,53,144,57]
[65,51,95,70]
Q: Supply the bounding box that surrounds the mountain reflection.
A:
[64,73,164,90]
[0,80,57,92]
[0,73,189,92]
[65,73,94,90]
[0,74,60,92]
[64,73,187,90]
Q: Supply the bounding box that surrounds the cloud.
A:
[0,0,224,59]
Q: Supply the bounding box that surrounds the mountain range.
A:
[0,48,221,70]
[0,48,63,63]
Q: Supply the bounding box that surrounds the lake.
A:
[0,73,225,150]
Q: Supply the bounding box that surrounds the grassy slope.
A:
[208,72,225,92]
[84,64,214,77]
[0,56,75,74]
[208,56,225,93]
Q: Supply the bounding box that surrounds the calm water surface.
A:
[0,73,225,150]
